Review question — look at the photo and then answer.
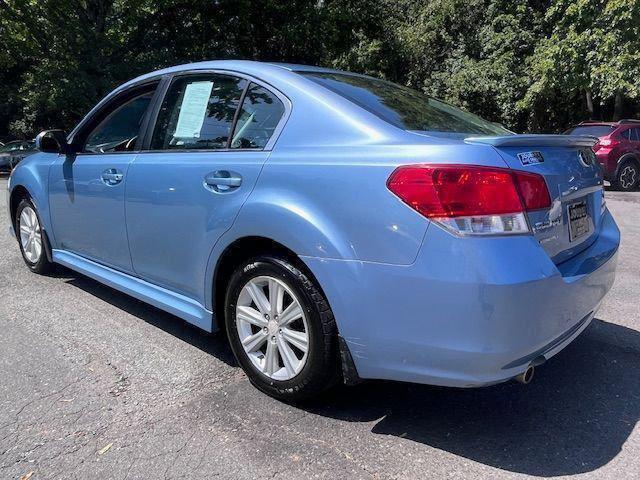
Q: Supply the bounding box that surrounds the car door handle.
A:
[207,176,241,187]
[204,171,242,192]
[101,168,124,186]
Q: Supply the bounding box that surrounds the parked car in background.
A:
[0,140,37,174]
[565,120,640,191]
[7,61,619,401]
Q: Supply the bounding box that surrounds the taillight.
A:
[598,138,613,147]
[387,164,551,236]
[512,170,553,210]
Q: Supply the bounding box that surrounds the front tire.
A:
[224,255,340,402]
[613,159,639,191]
[15,198,53,274]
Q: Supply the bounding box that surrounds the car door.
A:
[125,72,287,304]
[48,82,159,273]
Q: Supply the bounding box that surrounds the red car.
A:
[565,120,640,191]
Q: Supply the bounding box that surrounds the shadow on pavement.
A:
[56,266,237,367]
[304,318,640,477]
[50,267,639,476]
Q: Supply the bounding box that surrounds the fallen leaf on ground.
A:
[19,471,34,480]
[98,443,113,455]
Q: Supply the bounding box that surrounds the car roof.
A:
[572,120,640,128]
[116,60,349,91]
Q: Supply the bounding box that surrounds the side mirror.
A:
[35,130,69,154]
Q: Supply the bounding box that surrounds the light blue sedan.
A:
[7,61,619,401]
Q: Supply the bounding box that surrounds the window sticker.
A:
[173,81,214,139]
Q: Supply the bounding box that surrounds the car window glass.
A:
[621,129,631,140]
[632,128,640,141]
[151,74,247,150]
[301,72,511,135]
[568,125,615,137]
[2,142,21,152]
[231,83,285,149]
[84,92,154,153]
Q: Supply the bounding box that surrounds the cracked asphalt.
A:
[0,176,639,480]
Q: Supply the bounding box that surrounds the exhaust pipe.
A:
[515,365,535,384]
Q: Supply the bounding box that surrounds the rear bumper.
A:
[595,150,615,180]
[302,209,619,387]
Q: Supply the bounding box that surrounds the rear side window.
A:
[151,74,247,150]
[231,83,285,149]
[627,128,640,141]
[301,72,510,135]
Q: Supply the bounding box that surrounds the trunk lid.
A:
[466,135,605,265]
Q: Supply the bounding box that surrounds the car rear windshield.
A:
[300,72,511,136]
[566,125,615,137]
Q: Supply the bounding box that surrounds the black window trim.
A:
[67,78,163,155]
[139,68,291,154]
[227,81,250,149]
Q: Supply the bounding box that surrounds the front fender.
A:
[7,153,56,243]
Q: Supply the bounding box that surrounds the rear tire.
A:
[613,159,640,191]
[224,255,340,402]
[15,198,53,274]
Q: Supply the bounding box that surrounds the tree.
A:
[0,0,638,138]
[521,0,640,130]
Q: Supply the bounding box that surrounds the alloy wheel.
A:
[19,206,42,263]
[236,275,309,380]
[619,165,637,190]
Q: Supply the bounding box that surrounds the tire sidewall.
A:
[224,256,327,396]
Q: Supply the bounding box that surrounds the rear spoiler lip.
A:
[465,134,598,148]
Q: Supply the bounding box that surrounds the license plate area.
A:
[568,200,590,242]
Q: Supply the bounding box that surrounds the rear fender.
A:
[203,194,352,312]
[615,152,640,175]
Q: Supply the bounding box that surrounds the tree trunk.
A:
[84,0,115,33]
[613,91,624,121]
[585,90,594,119]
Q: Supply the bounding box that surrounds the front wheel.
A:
[224,255,340,402]
[613,159,639,191]
[15,198,53,274]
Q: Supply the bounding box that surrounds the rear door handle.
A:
[204,171,242,192]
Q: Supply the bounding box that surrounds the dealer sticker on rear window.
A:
[517,151,544,166]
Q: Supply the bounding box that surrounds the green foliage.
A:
[521,0,640,130]
[0,0,638,139]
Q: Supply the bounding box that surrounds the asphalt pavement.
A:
[0,176,639,480]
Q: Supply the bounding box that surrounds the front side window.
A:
[151,74,247,150]
[84,91,154,153]
[231,83,285,149]
[301,72,511,136]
